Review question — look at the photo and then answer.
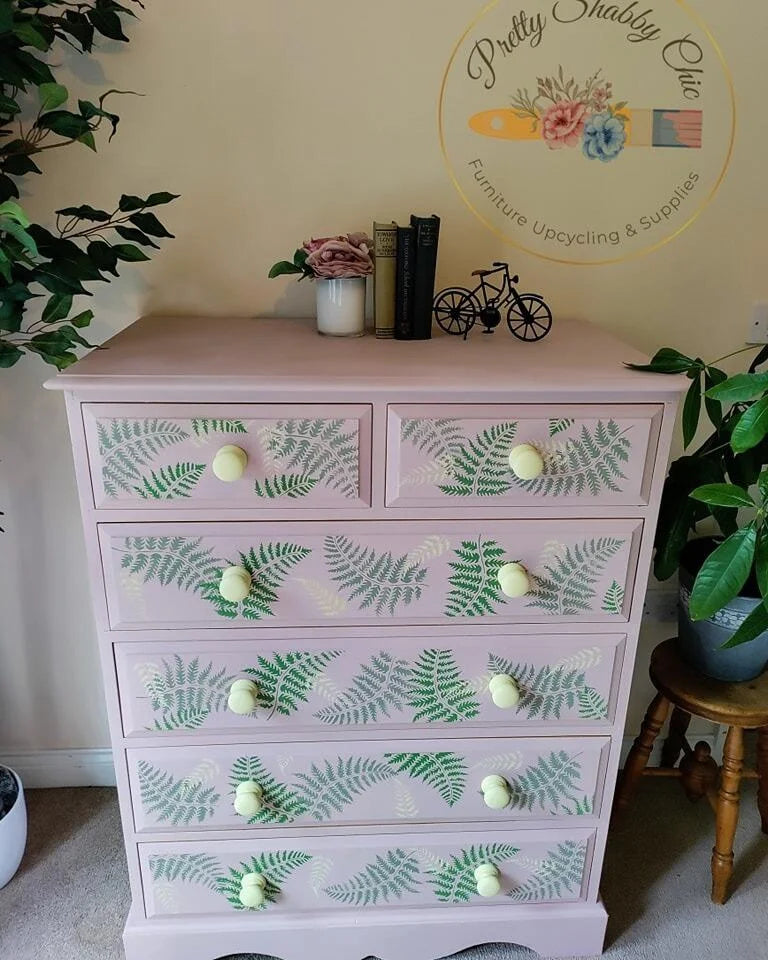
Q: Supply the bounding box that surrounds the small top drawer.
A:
[82,404,372,510]
[387,404,662,508]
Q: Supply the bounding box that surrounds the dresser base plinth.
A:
[123,900,608,960]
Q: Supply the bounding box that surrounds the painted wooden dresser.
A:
[48,316,683,960]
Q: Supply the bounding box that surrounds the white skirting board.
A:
[2,734,725,789]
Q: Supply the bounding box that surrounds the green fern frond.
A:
[266,419,359,498]
[314,652,411,726]
[116,536,218,592]
[217,851,312,911]
[243,650,341,716]
[549,418,574,437]
[602,579,625,615]
[438,423,518,497]
[324,849,421,906]
[143,655,234,732]
[577,685,608,720]
[401,418,465,465]
[292,756,395,821]
[507,752,581,813]
[427,843,519,903]
[444,537,507,618]
[488,655,587,721]
[384,752,467,807]
[133,462,205,500]
[97,419,189,497]
[149,853,221,890]
[527,537,624,617]
[254,473,318,499]
[138,760,220,825]
[191,419,247,437]
[514,420,631,498]
[508,841,586,903]
[408,649,479,723]
[324,535,427,615]
[229,756,307,824]
[560,794,594,816]
[200,542,311,619]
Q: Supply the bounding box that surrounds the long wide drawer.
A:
[116,633,626,737]
[83,403,372,510]
[139,827,596,917]
[128,736,609,834]
[100,519,642,630]
[387,404,663,508]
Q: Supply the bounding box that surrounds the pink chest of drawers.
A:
[49,316,684,960]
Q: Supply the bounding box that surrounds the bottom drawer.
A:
[139,828,596,918]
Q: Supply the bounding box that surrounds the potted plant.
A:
[629,344,768,680]
[269,233,374,338]
[0,764,26,888]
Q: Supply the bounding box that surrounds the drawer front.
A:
[139,827,596,917]
[83,404,372,509]
[128,736,609,834]
[387,404,662,508]
[116,634,625,737]
[101,519,641,630]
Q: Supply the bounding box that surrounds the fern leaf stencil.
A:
[149,853,221,891]
[470,752,523,774]
[254,474,318,500]
[310,857,334,896]
[507,752,582,814]
[133,462,206,500]
[393,779,419,818]
[555,647,603,671]
[507,841,587,903]
[315,651,411,726]
[324,535,427,615]
[426,843,519,903]
[488,654,588,721]
[401,418,465,464]
[549,418,575,437]
[265,419,359,498]
[408,649,479,724]
[445,537,507,618]
[138,760,220,825]
[243,650,341,718]
[325,849,421,906]
[116,536,218,593]
[577,686,609,720]
[141,655,235,731]
[97,419,189,496]
[401,457,455,488]
[191,419,247,438]
[407,535,451,565]
[602,580,626,615]
[527,537,624,617]
[292,756,395,821]
[217,851,312,911]
[229,755,306,824]
[384,752,467,807]
[296,578,347,617]
[438,423,518,497]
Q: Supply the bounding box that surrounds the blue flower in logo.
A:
[582,111,627,162]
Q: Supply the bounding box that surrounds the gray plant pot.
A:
[0,767,26,889]
[678,561,768,682]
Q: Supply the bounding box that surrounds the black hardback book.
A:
[394,225,416,340]
[410,214,441,340]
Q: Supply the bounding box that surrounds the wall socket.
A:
[747,302,768,344]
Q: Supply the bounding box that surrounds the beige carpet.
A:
[1,779,767,960]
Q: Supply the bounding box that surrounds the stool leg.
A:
[711,726,744,904]
[661,707,692,768]
[615,693,670,813]
[757,727,768,835]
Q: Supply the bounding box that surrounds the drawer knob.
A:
[228,678,259,715]
[474,864,502,898]
[509,443,544,481]
[497,562,531,599]
[488,673,521,709]
[234,780,264,818]
[238,871,267,909]
[481,774,512,810]
[212,444,248,483]
[219,565,252,603]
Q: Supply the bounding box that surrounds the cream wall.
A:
[0,1,764,772]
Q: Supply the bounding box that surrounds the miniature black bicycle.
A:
[433,262,553,341]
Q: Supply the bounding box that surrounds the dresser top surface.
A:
[46,315,685,399]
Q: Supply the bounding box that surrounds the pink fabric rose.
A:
[542,100,587,149]
[303,233,374,279]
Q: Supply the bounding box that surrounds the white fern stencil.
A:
[278,756,293,773]
[407,535,452,565]
[179,759,220,797]
[467,673,493,694]
[471,752,524,774]
[153,880,178,912]
[516,856,544,871]
[401,457,455,488]
[412,847,448,873]
[311,671,340,700]
[257,424,280,469]
[135,661,162,688]
[310,857,334,896]
[120,570,146,614]
[535,540,567,572]
[296,578,348,617]
[393,779,419,819]
[556,647,604,671]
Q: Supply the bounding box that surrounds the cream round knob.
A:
[497,562,531,599]
[219,565,252,603]
[481,774,512,810]
[474,864,502,898]
[488,674,521,710]
[228,678,259,715]
[212,445,248,483]
[234,781,264,818]
[238,871,267,909]
[509,443,544,481]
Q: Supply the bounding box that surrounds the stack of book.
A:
[373,215,441,340]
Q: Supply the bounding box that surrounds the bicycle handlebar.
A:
[492,261,509,268]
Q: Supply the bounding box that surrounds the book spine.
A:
[373,222,398,339]
[394,226,416,341]
[410,215,441,341]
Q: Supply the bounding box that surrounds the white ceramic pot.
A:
[315,277,367,337]
[0,768,27,888]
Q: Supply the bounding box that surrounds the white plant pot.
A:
[315,277,367,337]
[0,768,27,889]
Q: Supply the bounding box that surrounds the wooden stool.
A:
[615,639,768,904]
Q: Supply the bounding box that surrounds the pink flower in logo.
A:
[541,100,587,150]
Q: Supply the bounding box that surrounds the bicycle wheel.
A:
[434,288,479,337]
[507,295,553,342]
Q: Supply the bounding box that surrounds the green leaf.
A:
[78,99,119,139]
[0,93,21,116]
[56,204,111,222]
[13,21,50,50]
[689,526,757,621]
[704,367,726,428]
[0,200,30,226]
[756,528,768,600]
[1,219,38,256]
[269,260,304,279]
[88,8,129,42]
[721,602,768,649]
[87,240,120,274]
[129,211,174,238]
[706,372,768,404]
[145,191,180,206]
[41,294,73,324]
[731,397,768,453]
[682,372,702,448]
[690,483,755,508]
[0,341,23,368]
[115,225,159,249]
[625,347,696,374]
[36,110,92,141]
[39,82,68,111]
[70,310,94,329]
[118,194,147,212]
[113,243,150,262]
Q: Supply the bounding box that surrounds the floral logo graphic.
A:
[511,68,628,163]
